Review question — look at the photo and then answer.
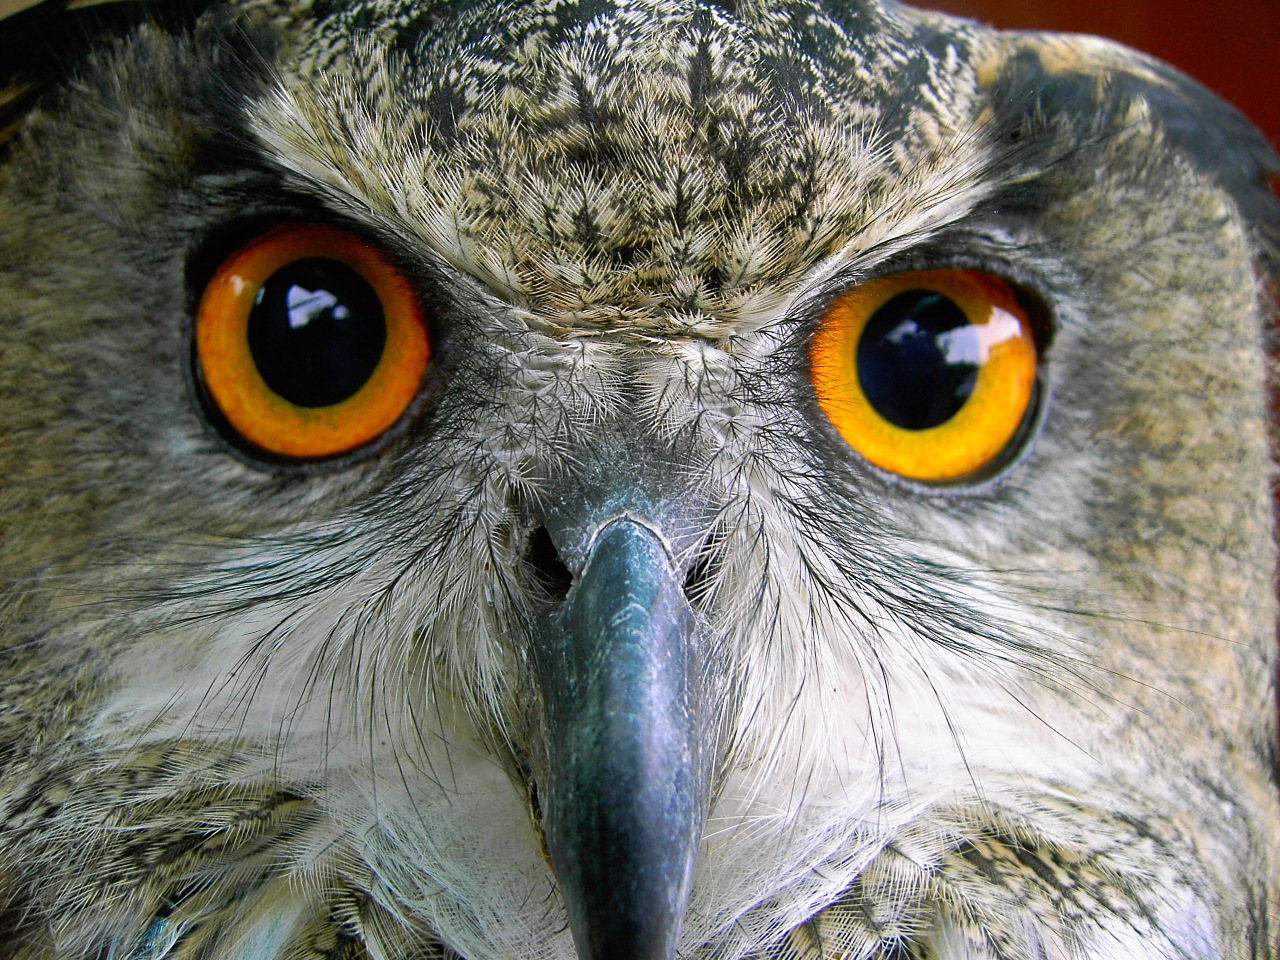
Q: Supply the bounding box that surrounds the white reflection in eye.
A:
[286,285,345,329]
[937,306,1022,364]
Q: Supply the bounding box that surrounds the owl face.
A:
[0,1,1277,959]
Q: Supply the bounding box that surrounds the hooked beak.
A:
[530,517,707,960]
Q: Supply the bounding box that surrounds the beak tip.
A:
[550,789,698,960]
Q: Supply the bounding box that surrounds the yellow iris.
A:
[810,269,1038,482]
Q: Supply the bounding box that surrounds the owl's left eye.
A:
[810,269,1040,482]
[195,222,430,459]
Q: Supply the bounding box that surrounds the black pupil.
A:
[856,289,981,430]
[247,257,386,408]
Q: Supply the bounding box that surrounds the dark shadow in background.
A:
[917,0,1279,149]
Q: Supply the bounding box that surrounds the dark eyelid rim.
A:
[797,244,1057,353]
[184,203,422,309]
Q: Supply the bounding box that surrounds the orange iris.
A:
[196,223,430,459]
[810,269,1038,482]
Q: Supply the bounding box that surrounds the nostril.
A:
[682,534,719,609]
[526,525,574,602]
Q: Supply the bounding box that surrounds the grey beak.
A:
[531,518,705,960]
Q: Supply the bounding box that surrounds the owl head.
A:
[0,1,1277,959]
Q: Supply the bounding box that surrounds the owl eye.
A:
[195,223,430,459]
[810,269,1039,482]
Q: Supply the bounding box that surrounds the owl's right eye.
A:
[195,222,430,459]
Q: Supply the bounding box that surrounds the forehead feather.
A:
[251,0,993,337]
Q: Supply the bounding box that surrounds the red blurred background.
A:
[916,0,1280,150]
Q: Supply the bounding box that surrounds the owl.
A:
[0,0,1276,957]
